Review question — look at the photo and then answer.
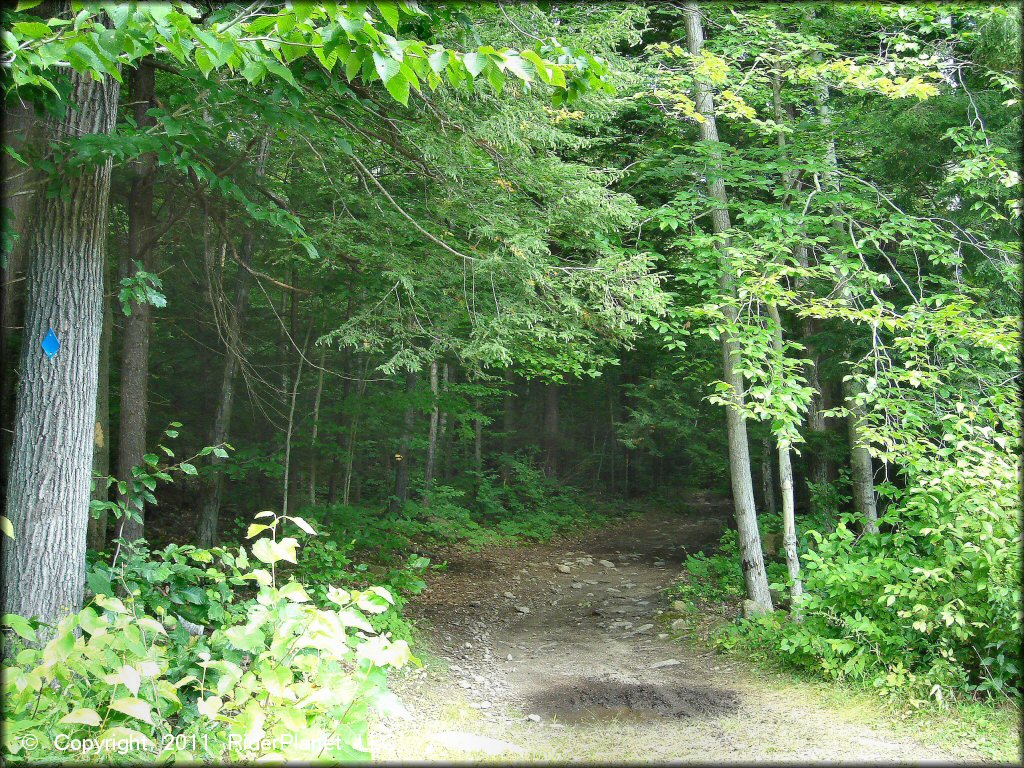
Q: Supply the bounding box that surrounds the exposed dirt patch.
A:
[372,501,982,762]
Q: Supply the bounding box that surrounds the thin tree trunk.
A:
[88,256,113,552]
[474,410,483,474]
[761,436,777,517]
[422,359,439,505]
[542,382,559,478]
[438,363,450,481]
[196,135,270,546]
[308,346,326,506]
[342,355,369,506]
[813,57,879,534]
[2,68,120,626]
[683,1,773,611]
[765,303,803,612]
[282,324,313,517]
[389,370,417,514]
[114,62,159,543]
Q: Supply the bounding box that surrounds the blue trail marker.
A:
[41,328,60,359]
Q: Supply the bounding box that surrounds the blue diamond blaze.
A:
[41,328,60,359]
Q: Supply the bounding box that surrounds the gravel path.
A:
[372,504,967,763]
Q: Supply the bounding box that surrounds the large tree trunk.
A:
[2,69,120,625]
[0,102,42,515]
[196,135,270,547]
[115,62,158,543]
[389,370,417,513]
[422,359,439,505]
[542,382,559,478]
[88,256,113,552]
[683,2,773,611]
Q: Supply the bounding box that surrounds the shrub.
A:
[1,512,414,763]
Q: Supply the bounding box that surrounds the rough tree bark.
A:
[542,382,559,479]
[760,436,777,517]
[1,68,120,625]
[115,62,158,542]
[196,135,270,546]
[0,102,42,514]
[389,370,418,513]
[683,1,773,610]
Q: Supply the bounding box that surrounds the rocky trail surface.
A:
[372,504,966,763]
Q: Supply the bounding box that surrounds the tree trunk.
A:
[282,325,312,517]
[389,370,417,513]
[115,62,158,543]
[196,135,269,547]
[542,382,559,479]
[308,346,326,506]
[88,256,113,552]
[438,363,450,481]
[474,411,483,474]
[813,56,879,534]
[765,303,803,612]
[0,102,42,515]
[1,69,120,626]
[683,2,773,611]
[844,376,879,533]
[761,436,777,517]
[422,359,439,505]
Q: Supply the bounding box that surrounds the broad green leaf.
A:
[108,697,154,725]
[2,613,35,642]
[61,708,102,727]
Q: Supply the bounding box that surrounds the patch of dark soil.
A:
[527,676,739,723]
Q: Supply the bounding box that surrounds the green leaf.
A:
[179,462,197,476]
[279,581,310,603]
[464,51,486,77]
[108,697,153,725]
[61,708,102,727]
[2,614,36,642]
[287,516,317,536]
[12,21,52,39]
[0,515,13,539]
[373,51,401,83]
[224,624,265,653]
[428,48,449,74]
[375,1,400,32]
[384,71,410,104]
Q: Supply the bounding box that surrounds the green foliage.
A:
[1,512,415,763]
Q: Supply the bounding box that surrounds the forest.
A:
[0,1,1020,763]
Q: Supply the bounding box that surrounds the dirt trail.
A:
[372,504,964,763]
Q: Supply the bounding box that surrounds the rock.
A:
[633,623,654,634]
[556,564,571,573]
[670,618,687,631]
[514,605,530,614]
[503,591,514,599]
[672,600,688,612]
[571,582,583,589]
[657,633,669,640]
[741,599,771,619]
[598,560,616,569]
[526,714,541,723]
[473,674,484,683]
[651,659,681,669]
[465,642,473,649]
[654,560,666,567]
[459,681,471,689]
[469,599,482,607]
[506,654,513,661]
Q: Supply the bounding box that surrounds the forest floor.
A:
[371,500,1016,763]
